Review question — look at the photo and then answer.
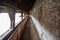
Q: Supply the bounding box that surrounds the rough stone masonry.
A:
[30,0,60,40]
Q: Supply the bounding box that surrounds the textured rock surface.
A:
[30,0,60,40]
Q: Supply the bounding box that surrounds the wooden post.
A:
[21,12,23,20]
[9,9,16,29]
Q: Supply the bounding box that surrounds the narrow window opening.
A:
[0,13,11,36]
[15,13,22,26]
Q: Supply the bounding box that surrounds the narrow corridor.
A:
[20,17,40,40]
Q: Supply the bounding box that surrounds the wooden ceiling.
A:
[0,0,36,12]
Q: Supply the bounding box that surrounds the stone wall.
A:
[30,0,60,40]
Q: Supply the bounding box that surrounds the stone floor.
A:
[20,17,40,40]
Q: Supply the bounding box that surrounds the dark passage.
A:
[20,17,40,40]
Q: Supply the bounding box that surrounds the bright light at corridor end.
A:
[29,15,57,40]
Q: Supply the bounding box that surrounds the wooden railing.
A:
[3,15,28,40]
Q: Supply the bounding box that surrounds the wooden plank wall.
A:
[8,15,28,40]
